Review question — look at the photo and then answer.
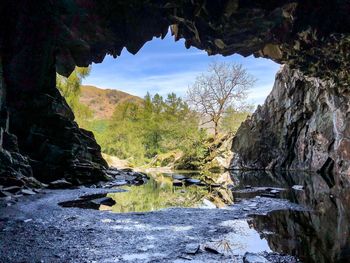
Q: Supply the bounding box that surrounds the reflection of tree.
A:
[107,171,233,212]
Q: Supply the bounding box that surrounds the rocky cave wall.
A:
[0,0,350,185]
[231,65,350,177]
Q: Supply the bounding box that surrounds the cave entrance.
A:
[59,31,280,170]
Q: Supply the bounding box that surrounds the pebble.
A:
[185,244,199,254]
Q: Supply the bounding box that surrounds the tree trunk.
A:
[214,121,219,140]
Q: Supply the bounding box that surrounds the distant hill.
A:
[80,85,143,119]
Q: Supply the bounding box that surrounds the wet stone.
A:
[185,244,200,254]
[104,180,128,188]
[204,244,220,254]
[91,197,116,206]
[59,193,113,210]
[0,190,12,197]
[120,168,133,173]
[106,169,120,177]
[248,203,258,208]
[3,186,21,193]
[173,180,183,186]
[48,179,73,189]
[21,189,36,195]
[125,175,136,182]
[172,174,187,180]
[243,252,270,263]
[185,178,201,185]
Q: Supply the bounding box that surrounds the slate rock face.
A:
[0,56,35,187]
[231,65,350,176]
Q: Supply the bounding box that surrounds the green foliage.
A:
[56,67,93,126]
[220,105,253,135]
[57,67,251,169]
[95,92,207,166]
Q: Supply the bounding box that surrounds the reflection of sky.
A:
[220,220,272,254]
[83,30,281,107]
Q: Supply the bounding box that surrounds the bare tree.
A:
[187,62,256,138]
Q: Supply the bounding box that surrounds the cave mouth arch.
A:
[1,0,349,185]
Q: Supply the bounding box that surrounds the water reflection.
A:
[233,170,350,263]
[106,171,234,213]
[217,219,271,255]
[59,168,350,262]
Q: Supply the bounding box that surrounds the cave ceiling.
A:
[46,0,350,84]
[0,0,349,83]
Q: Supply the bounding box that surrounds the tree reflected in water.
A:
[107,171,234,213]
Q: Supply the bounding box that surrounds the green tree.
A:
[56,67,92,125]
[100,92,206,166]
[220,105,254,135]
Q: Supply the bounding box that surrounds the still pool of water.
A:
[105,171,234,213]
[58,170,350,262]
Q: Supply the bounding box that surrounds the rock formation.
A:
[231,65,350,177]
[0,0,349,185]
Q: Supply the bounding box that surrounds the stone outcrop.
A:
[0,56,45,190]
[231,65,350,176]
[0,1,350,185]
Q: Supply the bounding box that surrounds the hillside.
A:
[80,85,142,119]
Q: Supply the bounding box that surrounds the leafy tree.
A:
[187,62,256,138]
[220,104,254,135]
[97,92,207,166]
[56,67,92,125]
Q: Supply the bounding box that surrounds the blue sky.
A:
[83,31,281,106]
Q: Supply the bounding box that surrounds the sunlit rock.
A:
[231,65,350,176]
